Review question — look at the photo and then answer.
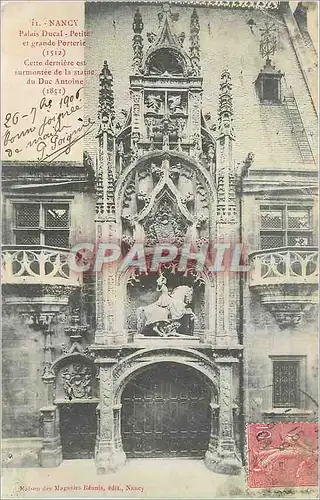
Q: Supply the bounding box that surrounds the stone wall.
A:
[243,293,318,422]
[2,314,45,438]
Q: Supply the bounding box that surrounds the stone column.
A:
[205,357,241,474]
[39,406,62,467]
[95,220,123,345]
[95,361,123,473]
[215,70,240,349]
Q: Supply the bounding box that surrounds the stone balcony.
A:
[249,247,318,328]
[1,245,81,287]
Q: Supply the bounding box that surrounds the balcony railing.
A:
[249,247,318,287]
[1,246,81,286]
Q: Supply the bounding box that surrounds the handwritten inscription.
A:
[2,87,97,162]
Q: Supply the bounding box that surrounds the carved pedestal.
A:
[39,406,62,467]
[95,363,125,473]
[205,357,241,475]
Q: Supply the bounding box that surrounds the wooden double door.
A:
[121,363,211,458]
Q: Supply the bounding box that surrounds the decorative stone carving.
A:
[42,362,55,382]
[123,178,136,209]
[114,347,218,379]
[61,363,92,400]
[190,92,201,136]
[98,61,115,131]
[94,363,123,474]
[23,312,55,331]
[60,344,69,355]
[131,132,140,161]
[196,181,209,209]
[145,117,155,142]
[106,160,116,221]
[143,198,188,247]
[132,9,144,74]
[100,367,113,415]
[136,274,196,337]
[240,151,254,177]
[207,1,279,7]
[146,94,163,114]
[249,248,318,328]
[168,95,184,114]
[205,357,241,474]
[189,9,201,76]
[95,162,104,217]
[178,32,186,46]
[216,70,237,225]
[218,70,235,140]
[1,248,80,287]
[64,309,88,341]
[147,32,156,44]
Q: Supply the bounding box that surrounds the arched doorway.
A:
[121,362,211,458]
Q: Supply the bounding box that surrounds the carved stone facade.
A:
[91,4,243,475]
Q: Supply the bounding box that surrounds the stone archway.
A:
[94,347,222,473]
[120,361,213,458]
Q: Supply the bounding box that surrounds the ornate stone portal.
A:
[93,3,242,475]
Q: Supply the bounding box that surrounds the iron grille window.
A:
[260,205,313,250]
[14,203,70,248]
[273,360,300,408]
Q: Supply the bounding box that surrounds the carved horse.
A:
[136,285,195,337]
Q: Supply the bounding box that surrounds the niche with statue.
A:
[126,269,205,339]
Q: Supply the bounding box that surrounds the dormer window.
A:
[260,76,280,101]
[255,57,284,103]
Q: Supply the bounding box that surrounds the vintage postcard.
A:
[1,0,318,498]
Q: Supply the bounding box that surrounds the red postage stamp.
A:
[247,423,318,488]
